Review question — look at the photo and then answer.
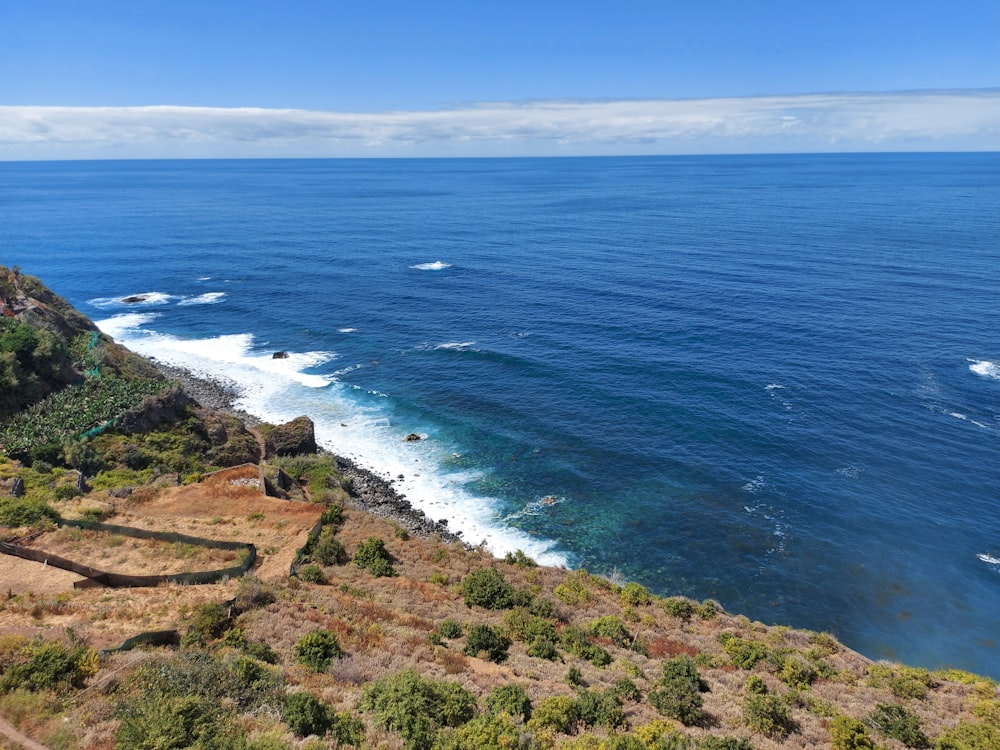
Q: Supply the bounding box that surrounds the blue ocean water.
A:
[3,154,999,676]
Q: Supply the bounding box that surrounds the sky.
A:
[1,1,998,158]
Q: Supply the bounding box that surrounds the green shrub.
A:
[567,665,585,687]
[527,637,560,661]
[329,710,366,747]
[503,607,558,643]
[233,575,277,611]
[867,703,929,748]
[311,527,346,565]
[119,650,283,715]
[829,715,875,750]
[745,675,768,695]
[742,692,791,737]
[807,631,840,656]
[698,738,754,750]
[561,626,612,667]
[663,597,697,621]
[462,568,514,610]
[504,549,537,567]
[718,632,771,670]
[526,695,579,735]
[0,496,57,528]
[485,683,532,721]
[585,615,632,648]
[116,692,245,750]
[353,536,395,577]
[296,563,325,583]
[698,600,721,619]
[433,713,523,750]
[555,571,596,605]
[867,664,935,700]
[437,619,463,639]
[619,582,653,607]
[610,677,641,702]
[294,629,343,672]
[0,636,98,692]
[187,601,230,642]
[777,653,817,689]
[284,691,332,737]
[359,670,477,750]
[239,640,278,665]
[321,504,344,525]
[649,655,708,726]
[935,719,1000,750]
[463,624,511,663]
[575,688,626,729]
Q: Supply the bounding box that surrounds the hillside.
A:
[0,267,997,750]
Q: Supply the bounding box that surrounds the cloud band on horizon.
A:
[1,90,998,159]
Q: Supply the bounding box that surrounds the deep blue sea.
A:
[3,154,999,676]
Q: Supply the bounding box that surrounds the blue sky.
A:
[1,1,998,158]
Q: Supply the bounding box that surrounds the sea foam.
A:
[87,292,175,308]
[411,261,452,271]
[95,313,567,567]
[178,292,226,305]
[969,359,1000,380]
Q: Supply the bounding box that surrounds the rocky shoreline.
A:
[150,360,468,546]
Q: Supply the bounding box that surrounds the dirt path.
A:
[0,715,50,750]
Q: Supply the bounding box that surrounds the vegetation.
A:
[461,567,515,609]
[463,624,511,663]
[293,629,344,672]
[359,670,477,750]
[353,536,396,577]
[648,655,708,726]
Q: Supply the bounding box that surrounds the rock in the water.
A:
[122,295,148,304]
[265,415,318,457]
[272,351,289,359]
[403,433,422,442]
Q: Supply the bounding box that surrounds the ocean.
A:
[3,154,998,676]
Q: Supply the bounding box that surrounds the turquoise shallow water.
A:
[4,154,999,675]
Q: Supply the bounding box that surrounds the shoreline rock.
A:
[148,361,467,546]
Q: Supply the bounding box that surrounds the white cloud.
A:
[1,90,998,159]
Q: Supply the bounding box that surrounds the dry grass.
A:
[1,469,997,749]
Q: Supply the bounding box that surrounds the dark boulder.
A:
[272,351,289,359]
[265,416,318,458]
[403,433,422,442]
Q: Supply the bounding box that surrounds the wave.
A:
[94,313,567,567]
[978,553,1000,566]
[435,341,476,351]
[338,328,358,333]
[411,261,452,271]
[178,292,226,306]
[969,359,1000,380]
[87,291,175,308]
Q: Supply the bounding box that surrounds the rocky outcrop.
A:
[265,416,318,458]
[202,410,261,467]
[115,385,194,434]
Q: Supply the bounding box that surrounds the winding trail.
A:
[0,715,50,750]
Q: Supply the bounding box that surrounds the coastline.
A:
[150,360,469,547]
